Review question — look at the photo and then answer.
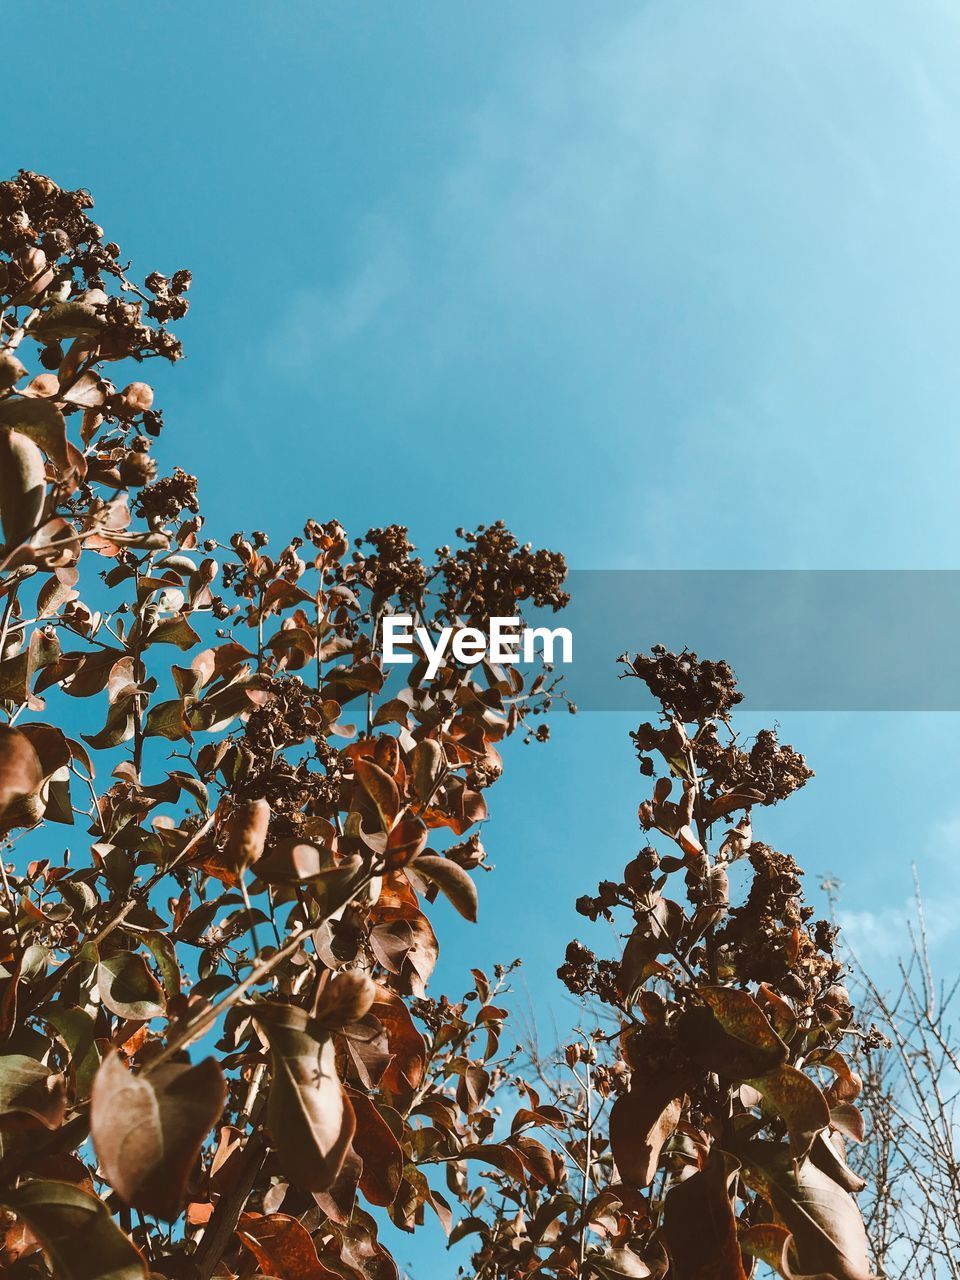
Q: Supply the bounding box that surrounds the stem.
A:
[27,813,217,1010]
[144,869,376,1074]
[578,1060,594,1274]
[239,873,262,957]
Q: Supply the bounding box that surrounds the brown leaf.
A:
[90,1051,226,1219]
[411,854,478,922]
[738,1224,835,1280]
[0,727,43,819]
[314,971,377,1031]
[355,758,400,830]
[609,1085,682,1188]
[679,987,788,1079]
[412,738,446,802]
[740,1140,872,1280]
[224,797,271,872]
[238,1211,339,1280]
[370,985,425,1099]
[349,1091,403,1207]
[663,1152,747,1280]
[384,815,428,869]
[460,1143,527,1183]
[747,1064,830,1160]
[253,1002,356,1192]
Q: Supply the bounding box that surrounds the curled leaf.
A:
[98,951,166,1021]
[314,970,377,1031]
[224,797,271,872]
[412,854,478,922]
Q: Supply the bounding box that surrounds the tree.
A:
[839,884,960,1280]
[0,170,572,1278]
[459,648,876,1280]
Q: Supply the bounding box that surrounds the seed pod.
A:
[119,382,154,414]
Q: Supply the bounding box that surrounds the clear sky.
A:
[9,1,960,1272]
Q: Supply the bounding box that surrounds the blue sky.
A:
[10,1,960,1270]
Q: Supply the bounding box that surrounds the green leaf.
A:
[413,854,478,922]
[146,612,202,650]
[98,952,166,1021]
[251,1002,355,1192]
[0,430,46,547]
[39,1004,101,1099]
[0,1179,146,1280]
[0,1053,66,1127]
[90,1051,226,1219]
[0,397,70,469]
[141,932,181,999]
[143,698,188,741]
[32,300,105,341]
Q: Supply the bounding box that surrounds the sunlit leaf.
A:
[91,1051,226,1219]
[97,952,166,1021]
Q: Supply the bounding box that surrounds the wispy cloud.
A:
[266,218,410,369]
[838,813,960,963]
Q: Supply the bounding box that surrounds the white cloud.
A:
[839,812,960,962]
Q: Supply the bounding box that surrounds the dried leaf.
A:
[237,1211,337,1280]
[412,854,478,922]
[747,1064,830,1160]
[0,726,43,818]
[663,1152,747,1280]
[740,1140,872,1280]
[609,1085,682,1188]
[224,797,271,872]
[90,1052,226,1219]
[355,758,400,830]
